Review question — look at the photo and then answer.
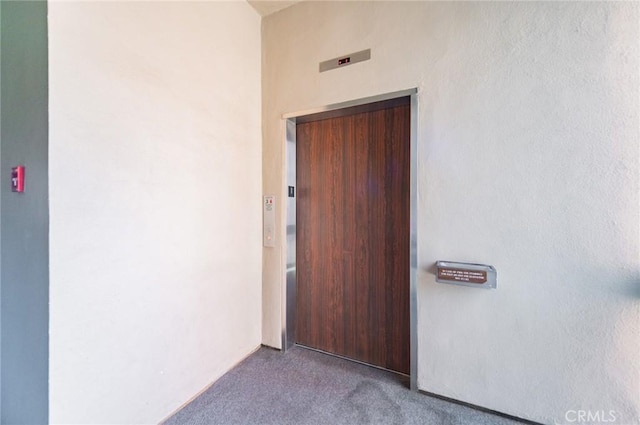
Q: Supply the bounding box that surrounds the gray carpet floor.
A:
[164,346,528,425]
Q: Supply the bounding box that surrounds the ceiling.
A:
[247,0,302,17]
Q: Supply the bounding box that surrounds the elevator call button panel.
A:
[264,195,276,248]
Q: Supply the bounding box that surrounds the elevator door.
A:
[296,97,410,374]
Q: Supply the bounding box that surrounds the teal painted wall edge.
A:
[0,1,49,423]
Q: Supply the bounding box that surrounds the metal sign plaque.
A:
[438,268,487,284]
[436,261,496,289]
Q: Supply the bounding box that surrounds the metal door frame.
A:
[282,88,418,390]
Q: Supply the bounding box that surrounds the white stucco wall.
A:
[262,2,639,424]
[48,2,262,423]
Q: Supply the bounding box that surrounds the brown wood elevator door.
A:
[296,97,410,374]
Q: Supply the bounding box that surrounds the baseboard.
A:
[158,344,262,424]
[418,390,542,425]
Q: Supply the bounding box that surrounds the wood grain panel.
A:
[296,98,410,374]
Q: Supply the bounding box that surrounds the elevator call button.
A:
[264,195,276,248]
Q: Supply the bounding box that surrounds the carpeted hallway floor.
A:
[164,346,529,425]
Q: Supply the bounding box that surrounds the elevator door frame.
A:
[282,88,418,391]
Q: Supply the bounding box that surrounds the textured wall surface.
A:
[48,2,262,423]
[261,2,639,423]
[0,1,49,423]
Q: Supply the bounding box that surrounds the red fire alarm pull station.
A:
[11,166,25,193]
